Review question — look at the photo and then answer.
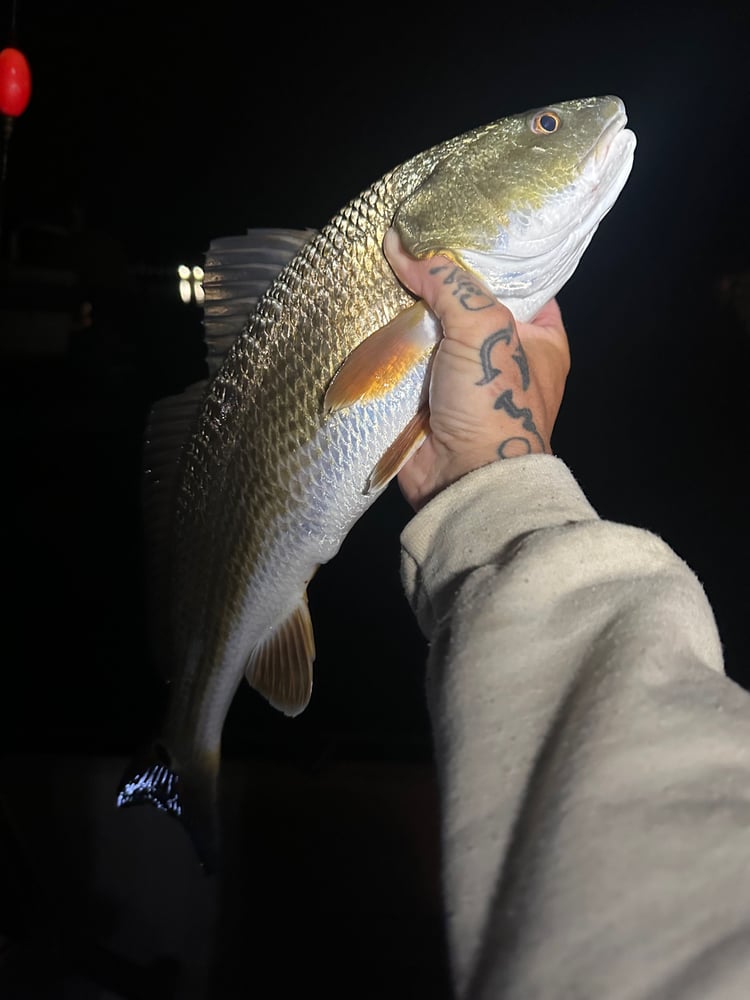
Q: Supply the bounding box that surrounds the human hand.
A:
[383,228,571,511]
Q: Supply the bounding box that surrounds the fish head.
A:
[392,95,636,321]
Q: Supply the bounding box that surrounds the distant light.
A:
[177,263,205,304]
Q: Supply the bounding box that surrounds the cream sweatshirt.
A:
[401,454,750,1000]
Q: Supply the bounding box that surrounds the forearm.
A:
[401,455,750,999]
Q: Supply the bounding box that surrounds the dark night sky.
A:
[2,1,750,755]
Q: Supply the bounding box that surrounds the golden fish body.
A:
[118,96,636,866]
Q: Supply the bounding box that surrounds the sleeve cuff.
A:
[400,455,600,636]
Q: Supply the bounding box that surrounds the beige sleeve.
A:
[401,454,750,1000]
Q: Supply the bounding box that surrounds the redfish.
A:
[118,96,636,868]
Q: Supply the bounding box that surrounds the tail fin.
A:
[116,742,220,874]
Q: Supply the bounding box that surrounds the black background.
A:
[3,0,749,752]
[1,2,749,996]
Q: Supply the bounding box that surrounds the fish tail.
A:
[116,740,220,874]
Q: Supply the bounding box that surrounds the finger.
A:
[383,228,515,350]
[518,297,571,376]
[383,227,423,295]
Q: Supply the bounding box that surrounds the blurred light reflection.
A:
[177,264,204,304]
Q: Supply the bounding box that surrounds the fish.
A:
[117,95,636,869]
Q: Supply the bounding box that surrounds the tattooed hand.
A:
[383,228,570,511]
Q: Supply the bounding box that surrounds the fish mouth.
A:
[597,121,632,160]
[586,98,636,180]
[584,125,636,222]
[578,102,636,219]
[593,104,628,164]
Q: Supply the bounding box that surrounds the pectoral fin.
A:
[324,301,441,413]
[365,403,431,494]
[245,595,316,717]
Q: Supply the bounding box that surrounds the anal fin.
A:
[245,596,316,717]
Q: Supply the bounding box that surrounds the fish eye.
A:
[531,110,561,135]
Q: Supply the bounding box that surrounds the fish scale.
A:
[118,96,636,869]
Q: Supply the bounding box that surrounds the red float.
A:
[0,47,31,118]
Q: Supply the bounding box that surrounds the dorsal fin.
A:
[202,228,317,377]
[141,380,209,675]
